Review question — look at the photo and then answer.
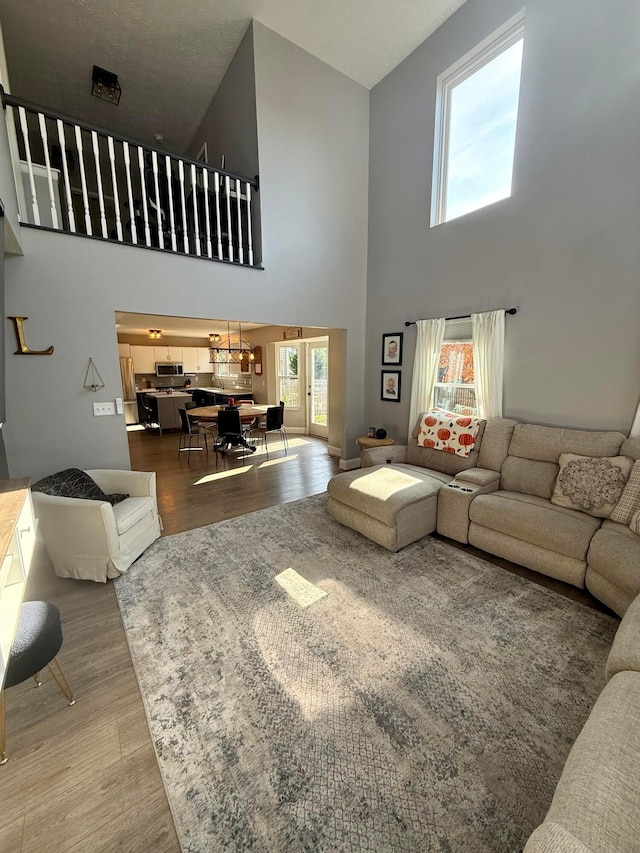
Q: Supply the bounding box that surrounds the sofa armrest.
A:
[605,593,640,680]
[32,492,120,560]
[524,821,593,853]
[361,446,408,468]
[454,467,500,487]
[437,476,500,544]
[86,469,157,500]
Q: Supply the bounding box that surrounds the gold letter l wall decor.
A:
[8,317,54,355]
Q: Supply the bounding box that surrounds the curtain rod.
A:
[404,307,517,327]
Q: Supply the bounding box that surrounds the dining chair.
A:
[254,406,288,460]
[178,407,210,462]
[216,408,256,462]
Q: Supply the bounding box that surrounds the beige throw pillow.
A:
[611,459,640,525]
[551,453,633,518]
[630,508,640,536]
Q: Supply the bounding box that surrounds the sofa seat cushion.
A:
[112,496,155,535]
[469,491,601,559]
[391,463,452,484]
[539,671,640,852]
[587,523,640,598]
[327,465,444,526]
[524,821,594,852]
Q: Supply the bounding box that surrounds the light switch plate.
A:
[93,402,116,416]
[115,397,124,414]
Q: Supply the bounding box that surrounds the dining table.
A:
[188,404,270,424]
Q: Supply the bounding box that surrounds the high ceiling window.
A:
[431,12,525,225]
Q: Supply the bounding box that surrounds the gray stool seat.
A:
[1,600,75,765]
[5,601,63,689]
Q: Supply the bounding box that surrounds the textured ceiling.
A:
[0,0,467,152]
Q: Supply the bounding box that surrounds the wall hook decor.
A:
[83,357,105,392]
[8,316,54,354]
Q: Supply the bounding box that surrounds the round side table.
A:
[356,436,395,450]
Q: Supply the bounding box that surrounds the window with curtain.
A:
[433,318,478,416]
[278,344,300,408]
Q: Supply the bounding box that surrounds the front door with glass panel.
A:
[307,342,328,437]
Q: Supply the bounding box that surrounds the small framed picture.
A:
[382,333,403,365]
[254,362,262,376]
[381,370,401,402]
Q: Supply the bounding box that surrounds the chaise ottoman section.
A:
[327,464,446,551]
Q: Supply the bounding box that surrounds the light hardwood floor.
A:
[0,429,610,853]
[0,429,339,853]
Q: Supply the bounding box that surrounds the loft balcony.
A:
[2,91,261,268]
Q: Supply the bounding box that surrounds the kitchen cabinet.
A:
[131,345,156,374]
[117,343,131,358]
[0,480,36,695]
[183,347,214,374]
[155,346,183,363]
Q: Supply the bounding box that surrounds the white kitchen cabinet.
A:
[130,345,157,374]
[197,347,214,374]
[117,343,131,358]
[182,347,200,373]
[155,346,183,363]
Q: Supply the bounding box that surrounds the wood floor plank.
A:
[0,816,24,853]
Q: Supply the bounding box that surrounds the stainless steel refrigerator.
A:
[119,357,138,425]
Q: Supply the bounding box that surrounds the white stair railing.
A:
[3,91,260,267]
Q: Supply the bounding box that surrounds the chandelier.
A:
[147,329,162,340]
[209,321,255,363]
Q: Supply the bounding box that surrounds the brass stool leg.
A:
[47,658,76,706]
[33,672,42,687]
[0,690,6,765]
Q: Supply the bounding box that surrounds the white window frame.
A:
[433,318,477,414]
[430,10,525,227]
[277,342,301,410]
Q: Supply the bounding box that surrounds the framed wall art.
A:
[381,370,401,402]
[382,332,403,365]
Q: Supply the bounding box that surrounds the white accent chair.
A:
[32,470,162,582]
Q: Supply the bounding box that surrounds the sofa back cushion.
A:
[501,424,626,499]
[477,418,517,472]
[406,418,486,474]
[619,437,640,461]
[31,467,129,505]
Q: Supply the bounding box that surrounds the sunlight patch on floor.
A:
[193,465,253,485]
[126,424,146,432]
[274,568,328,608]
[258,454,299,468]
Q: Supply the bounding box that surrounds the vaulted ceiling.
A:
[0,0,467,152]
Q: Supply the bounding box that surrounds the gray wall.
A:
[366,0,640,439]
[4,23,369,479]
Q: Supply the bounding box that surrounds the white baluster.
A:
[202,169,212,258]
[122,142,137,244]
[245,182,254,267]
[225,175,233,261]
[17,107,40,225]
[190,164,201,257]
[91,131,108,238]
[107,136,123,242]
[74,125,92,235]
[56,120,76,232]
[165,156,177,252]
[214,171,223,259]
[137,146,151,247]
[178,160,189,253]
[37,113,59,229]
[151,150,164,249]
[235,178,243,265]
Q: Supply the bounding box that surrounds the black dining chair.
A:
[254,405,288,460]
[216,408,256,462]
[178,407,211,463]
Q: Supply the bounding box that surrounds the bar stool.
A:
[1,601,75,765]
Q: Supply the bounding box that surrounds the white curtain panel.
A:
[408,318,445,439]
[630,401,640,437]
[472,309,505,419]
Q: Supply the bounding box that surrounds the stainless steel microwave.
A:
[156,362,184,377]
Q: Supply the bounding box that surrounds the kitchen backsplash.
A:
[135,373,253,391]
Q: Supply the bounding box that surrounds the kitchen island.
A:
[139,391,193,434]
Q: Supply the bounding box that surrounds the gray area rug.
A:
[115,494,617,853]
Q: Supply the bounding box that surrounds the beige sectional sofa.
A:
[358,417,640,617]
[328,414,640,851]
